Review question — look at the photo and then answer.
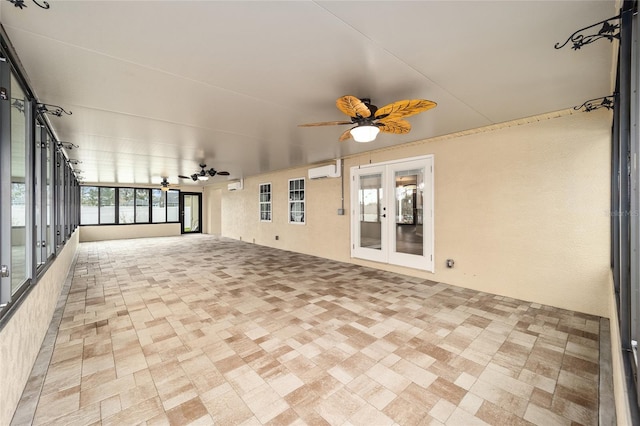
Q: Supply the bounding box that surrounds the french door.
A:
[180,192,202,234]
[351,156,434,272]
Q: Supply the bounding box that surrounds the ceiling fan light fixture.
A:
[350,125,380,143]
[197,175,209,181]
[161,186,169,192]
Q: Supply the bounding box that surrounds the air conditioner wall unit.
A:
[228,179,244,191]
[308,159,341,180]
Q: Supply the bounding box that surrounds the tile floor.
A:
[13,235,603,425]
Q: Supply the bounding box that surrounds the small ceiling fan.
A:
[299,95,437,142]
[159,177,178,192]
[179,163,230,182]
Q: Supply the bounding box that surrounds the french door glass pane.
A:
[394,169,424,256]
[183,195,200,232]
[11,75,27,293]
[359,173,383,250]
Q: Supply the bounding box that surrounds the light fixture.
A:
[197,175,209,181]
[161,186,169,192]
[350,125,380,143]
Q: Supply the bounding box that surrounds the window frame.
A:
[259,182,272,222]
[79,186,180,226]
[288,178,305,225]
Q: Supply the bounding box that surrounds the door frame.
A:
[180,192,202,234]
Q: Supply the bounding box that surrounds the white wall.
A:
[0,230,78,426]
[216,109,611,317]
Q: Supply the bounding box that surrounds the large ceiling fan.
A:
[179,163,230,182]
[299,95,437,143]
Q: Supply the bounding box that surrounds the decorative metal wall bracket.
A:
[6,0,50,10]
[573,94,617,112]
[555,14,621,50]
[57,141,79,150]
[11,99,24,113]
[37,103,72,117]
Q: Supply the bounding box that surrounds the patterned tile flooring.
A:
[15,235,602,425]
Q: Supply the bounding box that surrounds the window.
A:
[167,190,179,222]
[135,188,150,223]
[152,189,166,223]
[100,188,116,224]
[0,36,81,320]
[81,186,99,224]
[11,74,28,294]
[79,186,180,225]
[288,178,305,224]
[259,183,272,222]
[119,188,135,223]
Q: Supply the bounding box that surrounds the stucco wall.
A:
[215,110,611,317]
[0,230,78,426]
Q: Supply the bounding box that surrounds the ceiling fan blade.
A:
[375,99,437,119]
[336,95,371,118]
[298,120,352,127]
[217,171,230,176]
[178,175,191,179]
[377,118,411,134]
[339,128,353,142]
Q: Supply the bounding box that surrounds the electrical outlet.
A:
[275,235,279,240]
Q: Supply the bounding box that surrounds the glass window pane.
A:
[119,188,135,223]
[152,189,166,223]
[135,189,150,223]
[46,135,54,258]
[11,75,28,293]
[167,190,179,221]
[100,188,116,224]
[35,124,43,267]
[80,186,99,225]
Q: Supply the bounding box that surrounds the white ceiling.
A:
[0,0,617,186]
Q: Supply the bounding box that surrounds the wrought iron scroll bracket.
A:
[6,0,50,9]
[37,103,72,117]
[57,141,79,150]
[555,14,621,50]
[573,94,617,112]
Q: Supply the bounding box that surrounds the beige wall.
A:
[218,109,611,317]
[203,188,222,235]
[80,223,181,242]
[0,230,79,426]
